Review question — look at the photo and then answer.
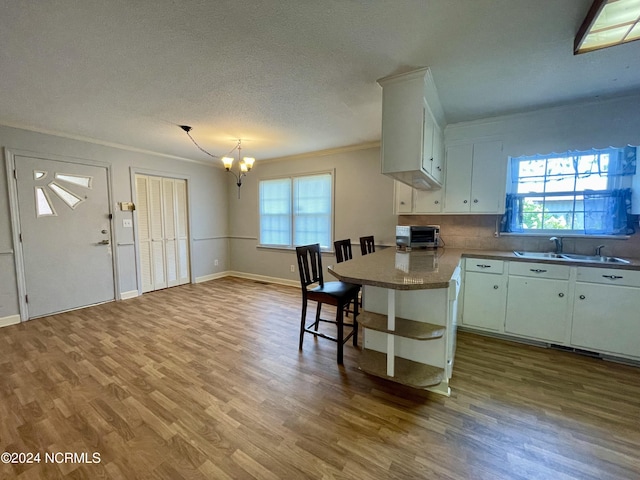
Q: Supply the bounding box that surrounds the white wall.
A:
[0,125,229,319]
[226,146,397,284]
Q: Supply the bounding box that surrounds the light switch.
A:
[123,219,133,228]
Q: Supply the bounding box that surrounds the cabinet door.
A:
[470,141,505,213]
[381,78,424,174]
[394,181,413,214]
[505,276,570,342]
[422,105,435,175]
[462,271,507,331]
[431,122,444,184]
[414,187,443,213]
[444,144,473,213]
[571,283,640,358]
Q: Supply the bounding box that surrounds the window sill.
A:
[257,245,334,253]
[499,232,630,240]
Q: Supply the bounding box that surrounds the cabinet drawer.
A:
[508,261,570,280]
[465,258,504,274]
[576,266,640,288]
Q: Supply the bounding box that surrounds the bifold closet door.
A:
[136,175,190,293]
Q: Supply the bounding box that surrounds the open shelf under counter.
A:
[359,311,445,340]
[359,349,444,389]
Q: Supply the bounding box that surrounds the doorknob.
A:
[101,229,108,234]
[98,239,110,245]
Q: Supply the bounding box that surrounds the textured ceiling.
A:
[1,0,640,163]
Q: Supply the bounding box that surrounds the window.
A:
[259,172,333,248]
[502,147,636,235]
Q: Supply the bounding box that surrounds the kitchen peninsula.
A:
[328,247,461,396]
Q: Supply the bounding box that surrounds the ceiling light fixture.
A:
[575,0,640,54]
[179,125,255,198]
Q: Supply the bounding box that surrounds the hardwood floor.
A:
[1,276,639,479]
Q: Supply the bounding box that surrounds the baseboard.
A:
[457,326,548,348]
[195,271,231,283]
[227,271,300,288]
[196,270,299,288]
[120,290,139,300]
[0,315,20,328]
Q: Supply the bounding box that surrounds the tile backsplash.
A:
[399,215,640,259]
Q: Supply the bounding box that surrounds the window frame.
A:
[505,148,634,236]
[258,169,335,250]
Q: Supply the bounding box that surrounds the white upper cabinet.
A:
[393,180,443,215]
[431,122,445,184]
[444,140,506,214]
[394,181,413,214]
[378,68,445,190]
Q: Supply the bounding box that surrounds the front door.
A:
[15,155,115,318]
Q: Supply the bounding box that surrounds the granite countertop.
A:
[459,249,640,270]
[327,248,463,290]
[327,247,640,290]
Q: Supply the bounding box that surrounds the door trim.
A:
[129,167,194,296]
[4,148,119,320]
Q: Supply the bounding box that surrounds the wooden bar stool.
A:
[295,243,360,364]
[359,235,375,256]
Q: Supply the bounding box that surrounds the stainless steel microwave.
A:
[396,225,440,249]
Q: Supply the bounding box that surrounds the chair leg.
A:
[299,299,307,350]
[352,291,359,347]
[336,302,344,364]
[314,302,322,331]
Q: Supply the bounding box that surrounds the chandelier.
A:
[179,125,255,198]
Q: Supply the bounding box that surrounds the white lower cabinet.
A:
[571,267,640,358]
[505,261,571,342]
[461,258,640,361]
[505,276,571,343]
[462,259,506,331]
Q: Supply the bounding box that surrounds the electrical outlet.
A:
[123,219,132,228]
[290,265,295,272]
[214,259,219,266]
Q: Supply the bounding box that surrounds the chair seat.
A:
[310,281,359,298]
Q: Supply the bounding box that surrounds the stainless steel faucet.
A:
[594,244,605,256]
[550,236,563,254]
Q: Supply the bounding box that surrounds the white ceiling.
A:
[2,0,640,163]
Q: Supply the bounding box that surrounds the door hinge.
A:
[13,169,17,180]
[19,233,23,242]
[25,295,29,304]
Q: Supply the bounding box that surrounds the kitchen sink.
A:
[513,251,564,259]
[513,251,630,264]
[560,253,630,264]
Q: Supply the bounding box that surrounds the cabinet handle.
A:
[558,293,564,297]
[602,275,623,280]
[400,201,405,205]
[437,166,442,171]
[430,157,434,162]
[463,200,468,204]
[579,295,586,300]
[530,269,547,273]
[493,285,499,289]
[476,264,492,268]
[434,200,439,204]
[473,199,479,203]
